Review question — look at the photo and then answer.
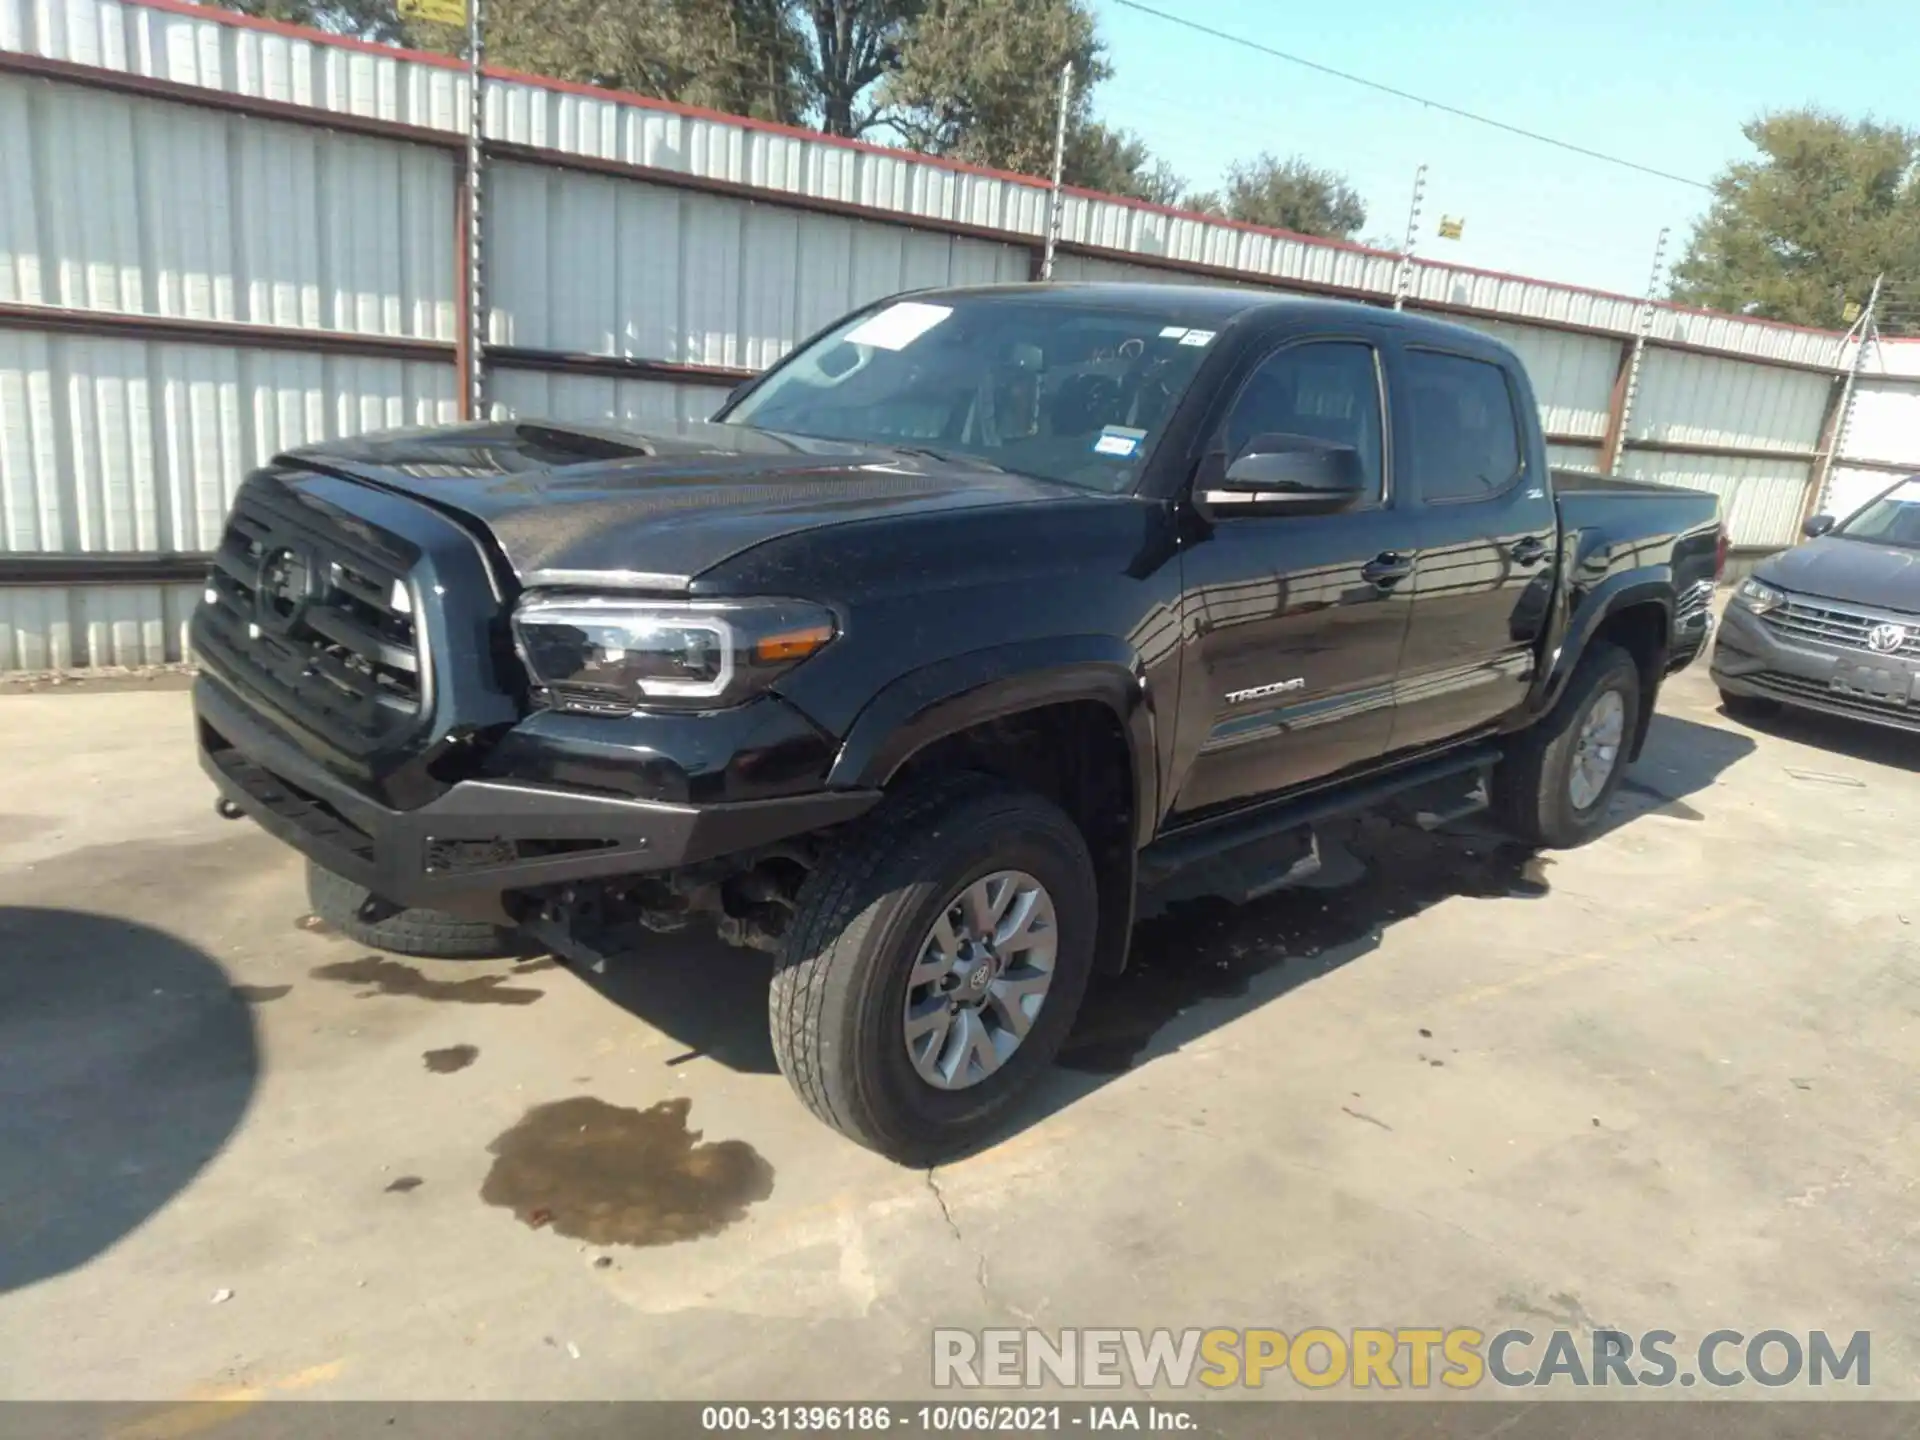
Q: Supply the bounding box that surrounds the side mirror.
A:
[1802,513,1836,538]
[1203,434,1365,514]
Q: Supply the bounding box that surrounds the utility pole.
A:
[1814,273,1883,516]
[1609,226,1670,475]
[1392,164,1427,311]
[1039,62,1073,282]
[465,0,487,418]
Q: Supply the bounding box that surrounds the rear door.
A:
[1387,345,1558,753]
[1170,335,1421,819]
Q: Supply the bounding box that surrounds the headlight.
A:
[1735,577,1784,614]
[513,596,836,713]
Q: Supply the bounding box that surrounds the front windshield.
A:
[1836,477,1920,549]
[723,295,1230,492]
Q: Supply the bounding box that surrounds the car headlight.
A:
[512,596,836,713]
[1735,577,1784,614]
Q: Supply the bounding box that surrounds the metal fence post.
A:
[1039,62,1072,282]
[1392,164,1426,311]
[464,0,487,419]
[1607,227,1669,475]
[1813,273,1883,516]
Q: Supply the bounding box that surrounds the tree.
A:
[879,0,1107,177]
[1184,153,1367,241]
[480,0,812,122]
[803,1,924,138]
[1669,109,1920,331]
[212,0,1189,192]
[1065,122,1184,207]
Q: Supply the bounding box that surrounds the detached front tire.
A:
[770,775,1097,1165]
[1493,641,1641,848]
[304,860,518,960]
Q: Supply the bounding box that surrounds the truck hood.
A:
[1758,534,1920,614]
[281,420,1086,589]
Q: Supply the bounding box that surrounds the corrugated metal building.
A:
[3,0,1918,670]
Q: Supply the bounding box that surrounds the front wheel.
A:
[1492,641,1641,848]
[769,775,1097,1165]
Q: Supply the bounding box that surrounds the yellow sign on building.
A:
[399,0,466,26]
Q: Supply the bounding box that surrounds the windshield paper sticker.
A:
[1179,329,1217,347]
[1094,425,1147,458]
[1159,325,1190,340]
[842,302,953,351]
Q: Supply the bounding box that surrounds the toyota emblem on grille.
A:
[255,545,314,631]
[1866,622,1908,655]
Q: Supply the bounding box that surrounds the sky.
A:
[1086,0,1919,298]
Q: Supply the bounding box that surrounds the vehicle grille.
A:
[1762,597,1920,657]
[1743,670,1920,730]
[198,498,426,756]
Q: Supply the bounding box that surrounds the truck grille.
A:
[198,497,427,756]
[1762,597,1920,657]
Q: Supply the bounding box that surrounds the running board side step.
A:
[1140,743,1500,887]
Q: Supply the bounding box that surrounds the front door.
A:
[1171,338,1420,819]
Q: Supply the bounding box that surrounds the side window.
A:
[1220,342,1384,503]
[1403,350,1524,502]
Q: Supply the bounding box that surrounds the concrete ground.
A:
[1,658,1916,1401]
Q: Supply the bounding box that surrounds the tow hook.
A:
[215,798,245,821]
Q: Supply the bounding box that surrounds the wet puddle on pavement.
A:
[1059,819,1548,1074]
[423,1044,480,1073]
[231,983,291,1004]
[481,1096,773,1246]
[310,956,544,1006]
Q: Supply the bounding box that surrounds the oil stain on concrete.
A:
[480,1096,773,1247]
[310,956,543,1006]
[424,1044,479,1074]
[1060,818,1549,1075]
[385,1175,424,1194]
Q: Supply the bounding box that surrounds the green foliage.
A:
[879,0,1106,177]
[1186,153,1367,241]
[1669,109,1920,332]
[1064,122,1185,207]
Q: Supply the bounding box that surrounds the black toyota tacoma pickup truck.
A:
[193,284,1723,1161]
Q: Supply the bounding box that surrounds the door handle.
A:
[1361,551,1414,587]
[1509,536,1550,566]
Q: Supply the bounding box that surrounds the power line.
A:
[1108,0,1715,192]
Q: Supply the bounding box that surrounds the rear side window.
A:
[1404,350,1524,503]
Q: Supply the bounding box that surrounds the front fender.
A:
[826,635,1159,850]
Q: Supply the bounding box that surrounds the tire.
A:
[1492,641,1641,849]
[304,859,518,960]
[770,774,1098,1165]
[1718,688,1781,721]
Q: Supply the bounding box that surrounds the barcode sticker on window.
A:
[1094,425,1147,458]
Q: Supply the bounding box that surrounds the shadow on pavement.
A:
[564,706,1759,1155]
[1717,696,1919,774]
[571,930,780,1075]
[0,908,259,1295]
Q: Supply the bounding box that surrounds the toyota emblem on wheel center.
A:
[1865,622,1908,654]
